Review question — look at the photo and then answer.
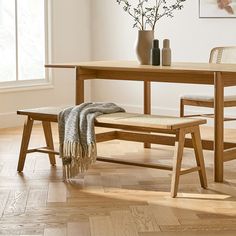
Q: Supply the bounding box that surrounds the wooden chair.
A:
[17,107,207,197]
[180,46,236,119]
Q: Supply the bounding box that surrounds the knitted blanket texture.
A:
[58,102,125,180]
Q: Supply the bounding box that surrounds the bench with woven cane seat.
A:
[17,107,207,197]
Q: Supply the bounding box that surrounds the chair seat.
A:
[181,95,236,103]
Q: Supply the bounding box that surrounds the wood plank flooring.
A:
[0,124,236,235]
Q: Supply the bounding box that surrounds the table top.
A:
[45,61,236,73]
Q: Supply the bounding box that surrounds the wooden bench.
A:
[17,107,207,197]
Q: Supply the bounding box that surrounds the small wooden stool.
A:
[17,107,207,197]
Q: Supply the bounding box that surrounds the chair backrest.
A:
[209,46,236,64]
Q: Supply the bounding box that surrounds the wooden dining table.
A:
[45,61,236,182]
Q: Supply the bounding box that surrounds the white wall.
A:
[1,0,236,128]
[0,0,91,128]
[90,0,236,119]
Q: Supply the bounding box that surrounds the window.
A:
[0,0,49,88]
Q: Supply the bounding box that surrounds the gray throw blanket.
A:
[58,102,125,180]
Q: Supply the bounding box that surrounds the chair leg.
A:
[171,129,185,198]
[42,121,56,166]
[191,126,208,189]
[17,117,34,172]
[180,99,185,117]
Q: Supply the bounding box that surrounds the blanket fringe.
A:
[61,141,97,180]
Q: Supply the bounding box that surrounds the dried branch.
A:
[116,0,186,30]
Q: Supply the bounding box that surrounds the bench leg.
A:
[191,126,208,189]
[42,121,56,166]
[171,129,185,198]
[17,117,34,172]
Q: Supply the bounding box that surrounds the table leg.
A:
[214,72,224,182]
[75,66,84,105]
[144,81,151,148]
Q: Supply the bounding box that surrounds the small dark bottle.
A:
[151,39,160,66]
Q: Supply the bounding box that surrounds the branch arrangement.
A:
[116,0,186,30]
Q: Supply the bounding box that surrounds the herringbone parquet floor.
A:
[0,124,236,235]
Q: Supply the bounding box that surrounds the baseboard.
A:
[119,103,195,116]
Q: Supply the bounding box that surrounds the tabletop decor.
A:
[116,0,186,65]
[199,0,236,18]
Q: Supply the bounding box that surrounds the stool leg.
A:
[171,129,185,198]
[42,121,56,166]
[17,117,34,172]
[191,126,208,189]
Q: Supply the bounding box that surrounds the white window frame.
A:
[0,0,52,93]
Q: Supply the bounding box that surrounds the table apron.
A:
[79,69,215,85]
